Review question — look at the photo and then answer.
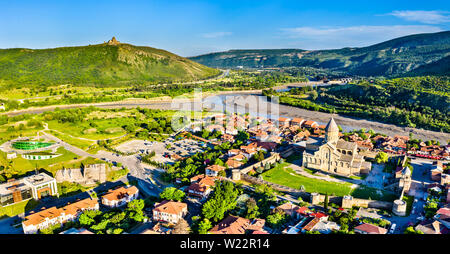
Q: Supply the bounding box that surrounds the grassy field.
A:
[0,199,39,219]
[261,163,397,202]
[4,147,103,177]
[47,130,95,150]
[262,163,354,196]
[57,181,90,197]
[107,168,129,182]
[47,118,127,140]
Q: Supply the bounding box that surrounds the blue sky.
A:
[0,0,449,56]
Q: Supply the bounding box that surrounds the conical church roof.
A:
[325,118,339,132]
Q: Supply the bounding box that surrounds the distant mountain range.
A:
[189,31,450,77]
[0,37,220,87]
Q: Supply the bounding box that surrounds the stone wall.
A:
[310,193,393,210]
[241,173,310,200]
[55,164,107,185]
[240,152,282,174]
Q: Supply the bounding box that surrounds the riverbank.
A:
[3,86,449,144]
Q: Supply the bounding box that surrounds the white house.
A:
[101,186,139,208]
[152,200,188,224]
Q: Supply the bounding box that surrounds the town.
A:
[0,109,448,235]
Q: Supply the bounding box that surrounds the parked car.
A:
[389,224,396,234]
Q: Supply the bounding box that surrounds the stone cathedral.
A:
[302,118,371,176]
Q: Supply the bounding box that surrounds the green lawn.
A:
[0,199,39,219]
[9,147,78,174]
[5,147,104,177]
[261,163,397,202]
[47,130,95,150]
[262,163,353,196]
[107,168,129,181]
[57,181,90,197]
[47,118,129,140]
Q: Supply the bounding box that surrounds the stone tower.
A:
[325,118,339,144]
[107,37,120,46]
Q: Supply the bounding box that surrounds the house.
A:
[254,141,278,152]
[302,217,321,232]
[226,159,244,169]
[22,198,99,234]
[354,223,387,234]
[293,130,310,142]
[436,208,450,217]
[221,134,235,143]
[59,228,94,234]
[303,120,319,129]
[276,202,301,219]
[278,117,291,127]
[415,220,444,234]
[254,130,269,141]
[227,149,241,156]
[435,208,450,229]
[225,127,238,135]
[430,166,443,181]
[313,221,340,234]
[267,135,283,144]
[152,200,188,224]
[205,124,225,133]
[209,215,266,234]
[101,185,139,208]
[295,206,312,217]
[291,118,305,127]
[0,173,59,207]
[186,175,217,198]
[205,165,226,177]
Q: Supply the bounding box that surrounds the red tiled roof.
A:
[206,164,226,172]
[355,223,387,234]
[153,200,187,215]
[102,186,138,202]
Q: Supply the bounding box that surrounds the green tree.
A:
[202,181,240,222]
[198,219,212,234]
[245,198,260,219]
[375,152,389,164]
[160,187,186,202]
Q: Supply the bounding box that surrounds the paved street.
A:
[41,131,163,197]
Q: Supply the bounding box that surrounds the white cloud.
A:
[387,10,450,24]
[201,31,232,38]
[280,25,443,49]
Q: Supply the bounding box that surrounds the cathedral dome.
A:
[325,118,339,133]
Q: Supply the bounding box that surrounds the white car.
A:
[389,224,396,234]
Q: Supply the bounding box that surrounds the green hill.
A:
[189,31,450,77]
[0,38,220,87]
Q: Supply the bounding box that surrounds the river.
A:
[3,86,449,143]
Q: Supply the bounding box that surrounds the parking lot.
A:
[115,138,206,164]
